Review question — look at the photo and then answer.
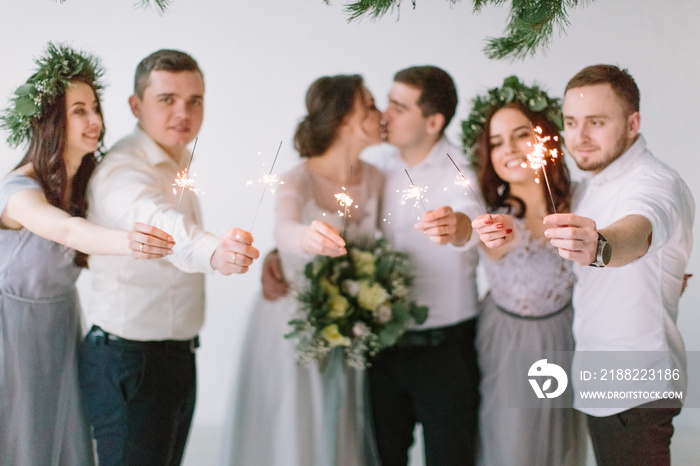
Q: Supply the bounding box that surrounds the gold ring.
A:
[140,243,144,253]
[232,253,237,264]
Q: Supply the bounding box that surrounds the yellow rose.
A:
[320,324,351,347]
[357,280,390,311]
[327,294,349,319]
[319,276,339,296]
[352,249,376,276]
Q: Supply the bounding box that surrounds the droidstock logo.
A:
[528,359,568,399]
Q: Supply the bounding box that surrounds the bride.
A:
[220,74,384,466]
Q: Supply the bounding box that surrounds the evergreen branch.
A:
[343,0,410,22]
[53,0,171,13]
[483,0,585,60]
[329,0,592,61]
[136,0,171,13]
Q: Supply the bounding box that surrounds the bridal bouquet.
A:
[287,238,428,369]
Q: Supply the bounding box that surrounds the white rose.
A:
[373,304,392,324]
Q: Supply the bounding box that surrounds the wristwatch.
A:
[589,232,612,267]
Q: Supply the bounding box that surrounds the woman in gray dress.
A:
[465,77,586,465]
[0,43,174,466]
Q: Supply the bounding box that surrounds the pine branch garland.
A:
[54,0,171,13]
[334,0,592,60]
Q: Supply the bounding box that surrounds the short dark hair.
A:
[134,49,203,98]
[565,64,640,114]
[394,65,458,134]
[294,75,365,157]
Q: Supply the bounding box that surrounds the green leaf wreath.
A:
[287,238,428,369]
[1,42,104,148]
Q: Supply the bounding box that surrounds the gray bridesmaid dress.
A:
[0,174,94,466]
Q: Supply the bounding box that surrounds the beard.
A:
[572,132,633,173]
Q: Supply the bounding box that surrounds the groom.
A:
[262,66,482,465]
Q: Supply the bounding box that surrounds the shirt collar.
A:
[585,134,647,186]
[390,135,453,169]
[131,125,191,168]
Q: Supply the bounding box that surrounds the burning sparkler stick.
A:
[334,165,355,238]
[171,137,199,235]
[522,125,558,213]
[403,169,428,213]
[446,153,488,216]
[249,140,283,232]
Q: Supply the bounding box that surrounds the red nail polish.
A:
[506,229,513,234]
[496,224,504,230]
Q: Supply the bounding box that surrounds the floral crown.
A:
[461,75,562,168]
[1,42,105,148]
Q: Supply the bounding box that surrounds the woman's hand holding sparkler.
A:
[414,206,472,246]
[471,214,515,249]
[300,220,346,257]
[210,227,260,275]
[127,222,176,259]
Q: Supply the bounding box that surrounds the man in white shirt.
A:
[364,66,481,466]
[78,49,260,466]
[543,64,694,465]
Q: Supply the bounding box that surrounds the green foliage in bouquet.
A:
[287,238,428,369]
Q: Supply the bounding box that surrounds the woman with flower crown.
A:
[465,77,586,465]
[220,75,383,466]
[0,43,174,465]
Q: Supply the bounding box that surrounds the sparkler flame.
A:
[334,191,354,215]
[249,141,283,232]
[402,168,428,213]
[445,153,488,215]
[170,137,200,235]
[521,126,558,212]
[521,126,559,173]
[172,170,200,195]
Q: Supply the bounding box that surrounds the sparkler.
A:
[171,137,199,235]
[521,125,558,213]
[334,165,355,238]
[249,141,283,232]
[446,153,487,216]
[403,169,428,213]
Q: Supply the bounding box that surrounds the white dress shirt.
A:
[571,135,694,415]
[365,137,482,329]
[86,126,219,341]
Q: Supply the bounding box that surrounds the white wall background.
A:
[2,0,699,463]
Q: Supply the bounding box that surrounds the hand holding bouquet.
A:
[287,238,428,369]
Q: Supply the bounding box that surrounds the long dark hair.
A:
[13,77,105,267]
[474,102,570,217]
[294,75,364,158]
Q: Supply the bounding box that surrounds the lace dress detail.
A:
[480,219,575,317]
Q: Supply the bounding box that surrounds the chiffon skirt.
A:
[0,289,94,466]
[220,294,377,466]
[476,293,587,466]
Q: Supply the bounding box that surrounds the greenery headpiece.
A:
[1,42,105,148]
[461,75,562,166]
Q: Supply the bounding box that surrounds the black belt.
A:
[496,300,571,321]
[87,325,199,354]
[396,318,476,347]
